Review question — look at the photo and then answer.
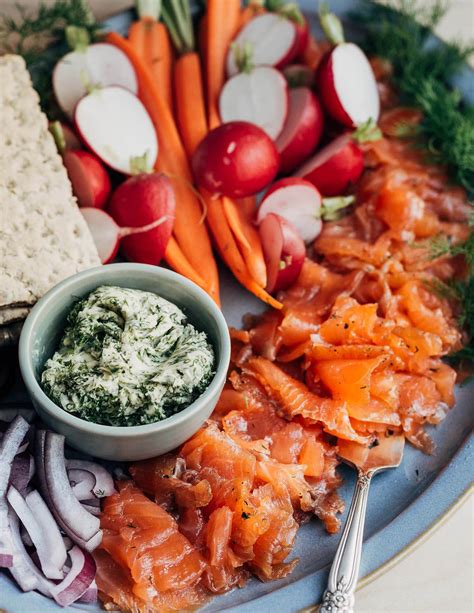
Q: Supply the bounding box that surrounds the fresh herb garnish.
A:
[351,0,474,192]
[426,232,474,362]
[0,0,100,117]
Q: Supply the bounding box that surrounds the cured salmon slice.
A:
[98,482,207,611]
[246,357,369,444]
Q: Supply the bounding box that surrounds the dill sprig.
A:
[426,232,474,362]
[0,0,100,117]
[351,0,474,192]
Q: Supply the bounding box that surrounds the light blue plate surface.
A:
[1,1,473,611]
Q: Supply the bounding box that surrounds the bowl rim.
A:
[18,263,231,437]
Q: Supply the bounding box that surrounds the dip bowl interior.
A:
[18,263,231,461]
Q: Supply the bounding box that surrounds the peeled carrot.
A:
[303,35,329,71]
[207,194,281,309]
[238,2,265,29]
[128,4,173,110]
[222,197,267,288]
[174,52,208,158]
[165,237,208,291]
[146,21,173,110]
[106,32,220,304]
[128,20,147,58]
[205,0,241,129]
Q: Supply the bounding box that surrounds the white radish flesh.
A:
[322,43,380,126]
[53,43,138,119]
[219,66,288,140]
[258,179,322,243]
[227,13,297,76]
[75,86,158,175]
[80,207,169,264]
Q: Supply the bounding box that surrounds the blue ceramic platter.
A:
[1,1,473,611]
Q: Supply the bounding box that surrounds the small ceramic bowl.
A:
[19,263,230,461]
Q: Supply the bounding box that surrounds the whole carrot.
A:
[165,237,207,290]
[222,197,267,288]
[205,0,241,129]
[106,31,220,304]
[162,0,208,158]
[128,0,173,110]
[206,193,281,309]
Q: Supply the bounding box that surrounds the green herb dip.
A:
[41,286,215,426]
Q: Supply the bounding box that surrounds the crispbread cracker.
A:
[0,55,100,311]
[0,306,29,326]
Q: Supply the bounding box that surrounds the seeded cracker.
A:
[0,55,100,318]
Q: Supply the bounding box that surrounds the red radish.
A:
[81,205,172,264]
[63,150,111,209]
[293,19,309,59]
[192,121,279,198]
[259,213,305,293]
[53,34,138,118]
[282,64,313,88]
[316,8,379,127]
[258,178,322,243]
[75,86,158,175]
[107,173,175,264]
[49,122,82,152]
[219,66,288,140]
[258,177,355,242]
[227,13,298,76]
[295,133,364,196]
[276,87,324,174]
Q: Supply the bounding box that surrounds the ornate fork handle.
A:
[320,470,373,613]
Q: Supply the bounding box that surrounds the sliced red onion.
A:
[42,432,101,547]
[78,579,98,603]
[7,486,64,580]
[0,408,35,423]
[50,545,96,607]
[6,509,53,595]
[10,455,35,493]
[81,503,101,517]
[68,468,96,500]
[0,416,30,567]
[66,459,116,498]
[25,490,67,574]
[0,417,30,495]
[21,526,33,548]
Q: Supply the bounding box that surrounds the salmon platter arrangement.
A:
[0,0,473,611]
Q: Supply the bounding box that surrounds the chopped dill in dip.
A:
[41,286,215,426]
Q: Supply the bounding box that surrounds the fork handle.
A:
[320,470,373,613]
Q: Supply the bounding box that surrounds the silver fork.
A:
[320,434,405,613]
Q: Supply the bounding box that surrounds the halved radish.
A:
[75,86,158,175]
[53,42,138,119]
[49,122,82,152]
[192,121,279,198]
[227,13,298,77]
[63,150,111,209]
[316,8,379,127]
[282,64,313,88]
[219,66,288,140]
[107,173,175,265]
[295,133,364,196]
[258,178,322,243]
[276,88,324,174]
[259,213,305,293]
[80,207,170,264]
